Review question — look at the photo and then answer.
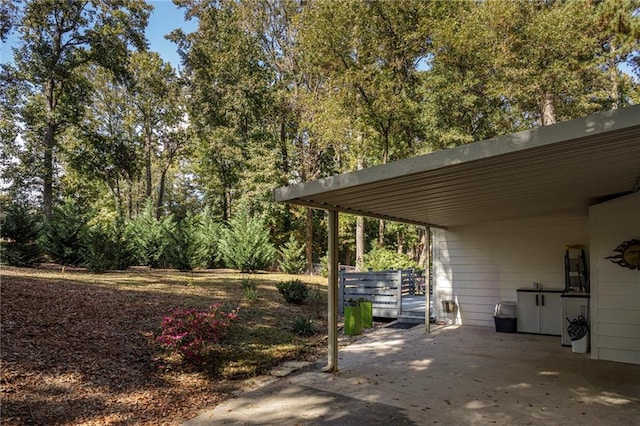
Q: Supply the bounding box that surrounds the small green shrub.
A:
[306,287,326,305]
[318,254,328,278]
[291,316,315,336]
[276,279,308,304]
[242,278,259,301]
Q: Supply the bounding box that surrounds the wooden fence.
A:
[338,269,418,318]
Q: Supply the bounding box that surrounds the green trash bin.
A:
[360,300,373,328]
[344,305,362,335]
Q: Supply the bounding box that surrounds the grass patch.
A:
[0,265,328,424]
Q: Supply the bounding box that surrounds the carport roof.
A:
[273,106,640,229]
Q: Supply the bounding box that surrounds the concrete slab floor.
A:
[184,325,640,425]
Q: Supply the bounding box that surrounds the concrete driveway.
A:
[185,325,640,425]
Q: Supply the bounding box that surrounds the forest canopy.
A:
[1,0,638,272]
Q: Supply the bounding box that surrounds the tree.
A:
[172,0,272,221]
[40,197,88,266]
[0,200,43,266]
[127,51,187,218]
[217,208,275,273]
[67,65,141,216]
[278,234,306,274]
[592,0,640,109]
[6,0,151,218]
[127,199,175,267]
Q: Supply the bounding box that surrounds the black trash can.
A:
[494,302,517,333]
[567,315,589,353]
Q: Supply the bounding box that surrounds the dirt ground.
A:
[0,266,332,425]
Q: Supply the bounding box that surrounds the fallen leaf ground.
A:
[0,266,330,425]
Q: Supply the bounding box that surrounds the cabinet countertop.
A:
[561,292,590,298]
[517,288,564,293]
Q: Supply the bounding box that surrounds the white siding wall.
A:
[589,193,640,365]
[433,216,588,327]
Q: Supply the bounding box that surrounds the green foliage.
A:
[306,287,326,306]
[241,278,259,301]
[40,198,87,266]
[362,246,418,272]
[167,213,202,272]
[217,208,275,273]
[277,234,306,274]
[83,213,132,273]
[9,0,152,217]
[194,207,221,268]
[0,201,42,266]
[291,316,315,336]
[127,199,175,268]
[276,279,309,304]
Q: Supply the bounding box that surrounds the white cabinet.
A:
[517,290,562,336]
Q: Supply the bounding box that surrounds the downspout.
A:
[323,209,339,372]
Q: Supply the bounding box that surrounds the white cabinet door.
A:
[540,292,562,336]
[517,291,540,334]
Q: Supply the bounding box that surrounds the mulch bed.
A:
[0,273,235,425]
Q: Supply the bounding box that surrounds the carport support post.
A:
[424,226,431,333]
[323,209,339,372]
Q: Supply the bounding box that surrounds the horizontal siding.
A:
[598,348,640,365]
[597,335,640,352]
[589,192,640,365]
[597,295,640,311]
[597,308,640,324]
[433,215,588,326]
[596,281,640,296]
[597,322,640,339]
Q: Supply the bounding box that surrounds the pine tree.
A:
[278,234,306,274]
[217,208,275,273]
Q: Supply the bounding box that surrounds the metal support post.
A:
[323,209,339,372]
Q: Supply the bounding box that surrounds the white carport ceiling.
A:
[274,106,640,229]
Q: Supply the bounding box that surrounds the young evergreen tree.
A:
[83,212,132,272]
[277,234,306,274]
[40,198,88,266]
[194,207,222,269]
[217,208,275,273]
[126,199,175,268]
[0,200,43,266]
[167,213,201,272]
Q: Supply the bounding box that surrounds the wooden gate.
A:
[339,269,417,318]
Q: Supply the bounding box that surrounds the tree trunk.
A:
[418,227,429,270]
[128,180,133,219]
[43,126,54,220]
[608,43,619,109]
[378,132,389,246]
[378,220,385,247]
[43,79,56,219]
[541,92,556,126]
[145,122,152,198]
[156,167,168,220]
[356,216,364,271]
